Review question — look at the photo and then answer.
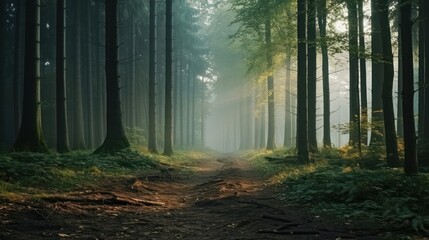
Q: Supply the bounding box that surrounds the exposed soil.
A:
[0,155,387,239]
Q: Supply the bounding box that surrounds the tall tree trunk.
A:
[13,0,48,152]
[307,0,317,152]
[129,20,136,129]
[265,17,275,150]
[397,6,404,138]
[163,0,173,155]
[297,0,309,162]
[419,0,429,164]
[13,0,24,137]
[418,0,425,138]
[422,0,429,148]
[148,0,158,153]
[73,0,86,149]
[284,56,292,147]
[347,0,361,155]
[370,0,385,147]
[0,0,5,150]
[400,0,418,175]
[56,0,70,153]
[84,0,94,149]
[318,0,331,148]
[379,0,399,166]
[92,0,104,146]
[358,0,368,145]
[94,0,129,153]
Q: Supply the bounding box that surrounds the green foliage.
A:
[0,150,159,195]
[278,161,429,233]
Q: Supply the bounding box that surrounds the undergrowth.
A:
[0,149,159,197]
[251,148,429,234]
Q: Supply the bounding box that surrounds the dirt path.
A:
[0,156,384,239]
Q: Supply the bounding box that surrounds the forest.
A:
[0,0,429,239]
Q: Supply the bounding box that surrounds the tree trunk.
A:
[397,6,404,138]
[163,0,173,156]
[358,0,368,145]
[148,0,158,153]
[92,1,104,147]
[347,0,361,155]
[13,0,24,137]
[129,20,136,129]
[13,0,49,152]
[379,0,400,166]
[0,0,5,151]
[297,0,309,162]
[56,0,70,153]
[73,0,86,149]
[94,0,130,153]
[85,1,94,149]
[284,56,292,147]
[318,0,331,148]
[400,0,418,175]
[265,17,275,150]
[370,0,385,147]
[418,0,425,138]
[307,0,317,152]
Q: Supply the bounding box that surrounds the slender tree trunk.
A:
[163,0,173,155]
[400,0,418,175]
[422,0,429,146]
[13,0,24,137]
[347,0,361,155]
[307,0,317,152]
[418,0,425,138]
[73,0,86,149]
[370,0,385,147]
[318,0,331,148]
[148,0,158,153]
[254,88,260,149]
[129,20,136,129]
[84,0,94,149]
[297,0,309,162]
[56,0,70,153]
[265,17,275,150]
[13,0,49,152]
[284,56,292,147]
[0,0,5,150]
[358,0,368,145]
[380,0,400,166]
[397,8,404,138]
[94,0,130,153]
[92,1,104,146]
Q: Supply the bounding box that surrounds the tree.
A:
[379,0,399,166]
[95,0,130,153]
[72,0,86,150]
[265,16,275,150]
[318,0,331,148]
[400,0,418,174]
[56,0,70,153]
[297,0,309,163]
[347,0,361,154]
[164,0,173,156]
[13,0,49,152]
[148,0,158,153]
[307,0,317,152]
[370,0,385,147]
[358,0,368,145]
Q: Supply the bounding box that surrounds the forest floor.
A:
[0,155,402,239]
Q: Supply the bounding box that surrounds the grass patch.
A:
[252,148,429,234]
[0,149,160,197]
